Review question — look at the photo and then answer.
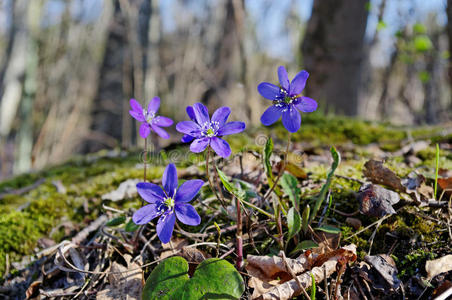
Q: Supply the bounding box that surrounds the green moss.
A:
[0,114,448,279]
[397,248,436,278]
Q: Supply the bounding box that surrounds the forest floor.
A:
[1,113,452,299]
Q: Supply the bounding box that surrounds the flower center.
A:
[206,128,214,136]
[143,109,156,124]
[274,88,297,108]
[284,96,293,104]
[201,121,220,137]
[163,197,175,208]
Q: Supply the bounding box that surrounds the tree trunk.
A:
[87,0,128,152]
[15,0,45,173]
[0,0,29,138]
[301,0,369,116]
[447,0,452,112]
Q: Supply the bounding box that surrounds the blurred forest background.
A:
[0,0,451,179]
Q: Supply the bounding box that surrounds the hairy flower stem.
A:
[276,203,284,250]
[134,138,149,248]
[211,151,226,203]
[235,195,243,269]
[206,147,227,209]
[142,138,148,207]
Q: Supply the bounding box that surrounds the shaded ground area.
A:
[1,114,452,299]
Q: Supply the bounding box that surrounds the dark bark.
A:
[301,0,369,116]
[447,0,452,111]
[200,0,240,109]
[87,1,127,152]
[423,32,440,124]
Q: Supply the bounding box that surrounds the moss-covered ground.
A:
[1,113,451,294]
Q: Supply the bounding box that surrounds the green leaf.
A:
[105,216,126,227]
[173,258,245,299]
[216,168,238,197]
[414,35,433,53]
[310,273,316,300]
[301,205,310,234]
[376,20,387,31]
[301,240,319,249]
[280,173,300,209]
[287,207,301,239]
[143,257,244,300]
[310,146,340,222]
[289,240,319,255]
[263,137,273,182]
[413,23,426,34]
[315,225,341,234]
[142,256,189,300]
[434,143,440,199]
[418,71,430,83]
[124,219,139,232]
[285,161,307,179]
[262,137,282,197]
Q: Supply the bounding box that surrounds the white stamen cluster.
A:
[201,121,220,137]
[143,109,157,124]
[163,196,175,208]
[274,88,297,112]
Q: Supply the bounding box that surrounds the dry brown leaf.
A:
[432,280,452,300]
[26,280,41,299]
[401,172,433,202]
[439,169,452,178]
[312,231,340,254]
[285,161,307,179]
[222,151,261,179]
[180,246,207,263]
[438,177,452,196]
[246,251,313,298]
[246,251,311,279]
[358,183,400,217]
[363,160,433,202]
[247,244,357,300]
[257,245,357,300]
[363,160,405,192]
[426,255,452,280]
[365,254,401,290]
[96,254,142,300]
[159,237,188,260]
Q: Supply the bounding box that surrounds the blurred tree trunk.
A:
[423,28,441,124]
[447,0,452,111]
[0,0,29,138]
[301,0,369,116]
[200,0,249,121]
[200,0,236,106]
[87,0,128,152]
[15,0,45,173]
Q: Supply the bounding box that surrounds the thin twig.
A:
[344,214,391,241]
[235,195,243,269]
[281,251,311,300]
[324,265,330,300]
[335,174,365,185]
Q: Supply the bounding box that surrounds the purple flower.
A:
[176,103,246,158]
[258,66,318,133]
[129,97,173,139]
[132,163,204,244]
